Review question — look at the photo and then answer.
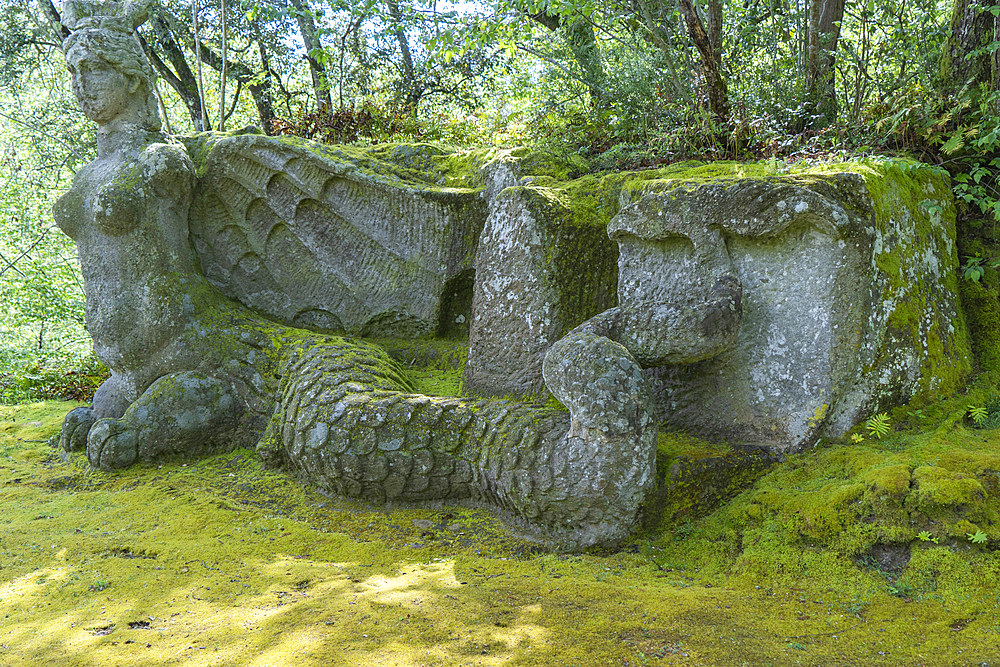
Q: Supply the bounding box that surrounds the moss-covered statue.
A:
[54,0,667,550]
[55,0,969,550]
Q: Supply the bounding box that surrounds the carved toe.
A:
[60,407,96,452]
[87,419,138,470]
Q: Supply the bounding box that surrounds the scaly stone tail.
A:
[260,334,657,549]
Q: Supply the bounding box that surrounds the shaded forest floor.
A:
[1,401,999,666]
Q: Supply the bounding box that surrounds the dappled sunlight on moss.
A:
[3,401,1000,664]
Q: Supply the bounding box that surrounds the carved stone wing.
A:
[185,134,485,337]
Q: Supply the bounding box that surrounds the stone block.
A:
[611,166,970,451]
[464,183,618,398]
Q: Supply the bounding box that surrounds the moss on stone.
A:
[660,385,1000,563]
[182,133,494,194]
[854,160,972,402]
[6,398,1000,665]
[509,185,621,336]
[368,337,467,397]
[957,232,1000,374]
[644,432,779,534]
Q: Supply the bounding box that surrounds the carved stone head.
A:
[61,0,160,131]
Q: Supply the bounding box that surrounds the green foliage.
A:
[953,157,1000,224]
[916,530,940,544]
[960,255,1000,282]
[967,529,988,544]
[887,579,917,599]
[967,404,988,425]
[0,355,108,405]
[965,392,1000,429]
[865,412,892,440]
[0,45,93,380]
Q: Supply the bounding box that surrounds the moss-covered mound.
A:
[2,398,999,665]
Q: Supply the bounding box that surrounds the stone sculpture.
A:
[607,174,969,450]
[186,135,485,338]
[465,162,970,452]
[53,0,656,549]
[55,0,970,550]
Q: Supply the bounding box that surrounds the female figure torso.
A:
[56,35,201,415]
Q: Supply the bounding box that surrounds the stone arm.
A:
[568,273,743,368]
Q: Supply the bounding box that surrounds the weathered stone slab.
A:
[464,160,618,398]
[611,165,971,451]
[186,136,485,338]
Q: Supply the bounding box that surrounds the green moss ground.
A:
[2,400,1000,665]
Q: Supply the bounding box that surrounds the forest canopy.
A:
[1,0,999,399]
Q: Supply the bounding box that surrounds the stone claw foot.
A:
[87,418,139,470]
[60,407,96,452]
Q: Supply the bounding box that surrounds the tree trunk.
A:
[631,0,685,99]
[218,0,228,131]
[289,0,333,111]
[678,0,730,123]
[142,8,279,133]
[40,0,69,41]
[994,14,1000,107]
[706,0,723,71]
[386,0,421,115]
[804,0,845,128]
[938,0,997,95]
[191,0,209,131]
[251,30,277,133]
[145,15,210,130]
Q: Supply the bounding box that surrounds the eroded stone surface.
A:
[607,172,970,450]
[464,158,618,398]
[187,135,485,338]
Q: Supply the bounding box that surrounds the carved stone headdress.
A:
[61,0,150,33]
[61,0,161,130]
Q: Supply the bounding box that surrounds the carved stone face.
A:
[66,50,133,125]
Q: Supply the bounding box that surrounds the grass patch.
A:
[1,401,1000,665]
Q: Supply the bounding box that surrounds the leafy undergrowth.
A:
[2,402,1000,665]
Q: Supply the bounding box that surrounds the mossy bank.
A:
[3,399,1000,665]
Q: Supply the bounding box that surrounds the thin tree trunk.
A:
[938,0,998,96]
[218,0,228,131]
[191,0,210,131]
[804,0,845,127]
[141,7,275,132]
[290,0,333,111]
[40,0,69,41]
[678,0,730,123]
[143,16,208,129]
[386,0,421,115]
[632,0,685,99]
[993,14,1000,111]
[252,34,277,132]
